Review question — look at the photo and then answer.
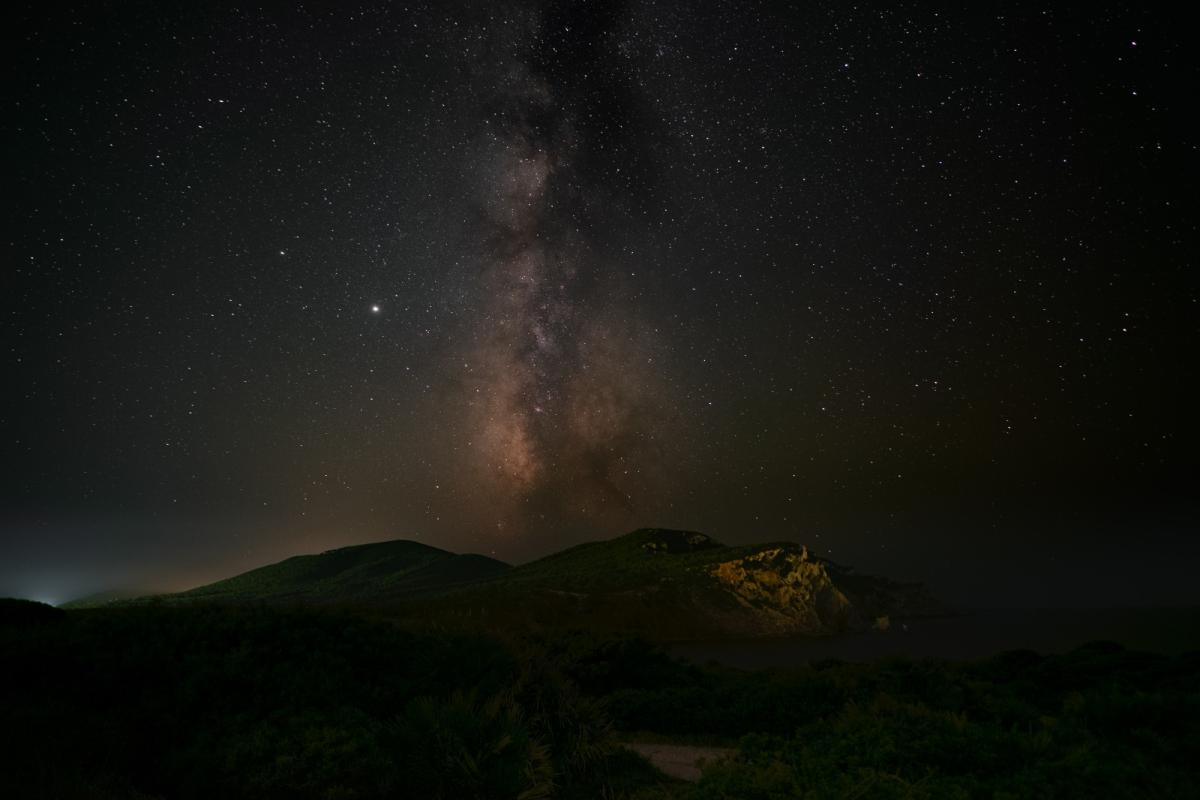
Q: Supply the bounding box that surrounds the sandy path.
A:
[624,742,735,782]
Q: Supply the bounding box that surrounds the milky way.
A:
[4,1,1194,604]
[457,7,671,530]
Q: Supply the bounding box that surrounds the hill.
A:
[59,588,151,609]
[413,528,945,639]
[67,529,943,639]
[69,539,510,607]
[178,539,512,603]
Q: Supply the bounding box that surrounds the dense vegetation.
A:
[2,598,1197,799]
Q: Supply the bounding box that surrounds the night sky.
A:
[4,2,1196,607]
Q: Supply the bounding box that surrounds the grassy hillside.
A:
[65,529,941,640]
[408,529,943,640]
[75,539,511,607]
[498,528,738,591]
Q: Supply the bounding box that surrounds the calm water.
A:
[670,608,1200,668]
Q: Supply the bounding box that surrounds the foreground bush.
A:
[1,602,1196,798]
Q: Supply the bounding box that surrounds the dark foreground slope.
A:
[3,598,1198,799]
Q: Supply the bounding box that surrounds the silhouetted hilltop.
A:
[438,527,943,638]
[66,539,510,607]
[66,529,943,638]
[178,539,512,603]
[59,589,146,610]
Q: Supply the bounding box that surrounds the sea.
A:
[670,607,1200,668]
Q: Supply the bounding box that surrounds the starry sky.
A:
[3,1,1196,606]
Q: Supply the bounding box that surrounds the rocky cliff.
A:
[708,545,853,635]
[465,529,945,639]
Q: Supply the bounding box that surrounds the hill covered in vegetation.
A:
[65,539,511,608]
[409,529,943,639]
[176,539,511,603]
[67,529,941,640]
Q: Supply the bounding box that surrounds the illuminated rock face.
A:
[710,545,853,635]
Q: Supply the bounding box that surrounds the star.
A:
[370,304,380,314]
